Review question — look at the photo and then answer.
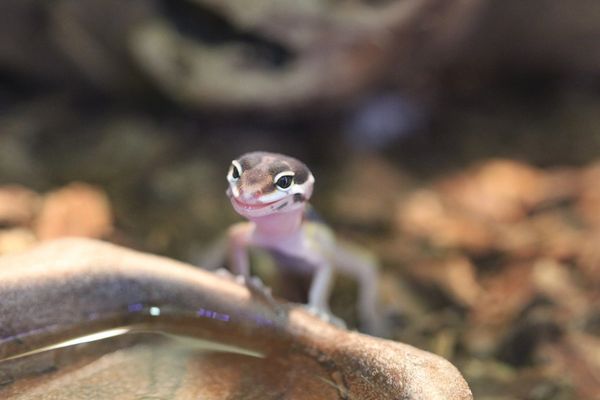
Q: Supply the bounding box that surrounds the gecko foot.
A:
[244,275,272,296]
[241,275,285,315]
[303,305,346,329]
[215,268,234,279]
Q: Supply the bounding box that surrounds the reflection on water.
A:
[0,326,264,363]
[0,326,341,399]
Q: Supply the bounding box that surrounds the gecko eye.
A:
[228,160,242,182]
[275,174,294,190]
[231,166,240,179]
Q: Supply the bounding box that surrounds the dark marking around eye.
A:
[291,165,308,184]
[265,158,309,185]
[293,194,305,203]
[268,162,291,176]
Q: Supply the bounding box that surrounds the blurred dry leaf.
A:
[391,158,600,398]
[397,189,493,252]
[537,167,581,208]
[0,185,40,226]
[575,229,600,284]
[576,162,600,228]
[438,159,545,223]
[411,256,482,307]
[530,213,582,261]
[539,333,600,399]
[35,183,113,240]
[493,221,539,259]
[470,263,535,328]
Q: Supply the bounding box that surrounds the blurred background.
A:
[1,0,600,398]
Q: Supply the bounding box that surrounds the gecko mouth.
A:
[232,196,280,211]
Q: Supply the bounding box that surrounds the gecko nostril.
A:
[239,188,261,201]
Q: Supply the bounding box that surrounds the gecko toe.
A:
[303,305,346,329]
[215,268,234,278]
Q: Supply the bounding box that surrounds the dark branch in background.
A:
[160,0,294,68]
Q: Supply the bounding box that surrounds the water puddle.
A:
[0,323,343,399]
[0,326,264,363]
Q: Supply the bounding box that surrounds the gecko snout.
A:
[239,188,263,202]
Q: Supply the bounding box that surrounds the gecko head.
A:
[226,151,314,219]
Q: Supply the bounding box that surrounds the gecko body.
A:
[225,151,383,333]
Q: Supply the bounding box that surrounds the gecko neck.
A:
[249,207,304,238]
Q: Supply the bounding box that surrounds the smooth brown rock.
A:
[0,238,472,399]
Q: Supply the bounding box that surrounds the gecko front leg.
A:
[304,261,345,327]
[226,222,281,311]
[308,262,333,311]
[227,222,252,278]
[334,241,387,335]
